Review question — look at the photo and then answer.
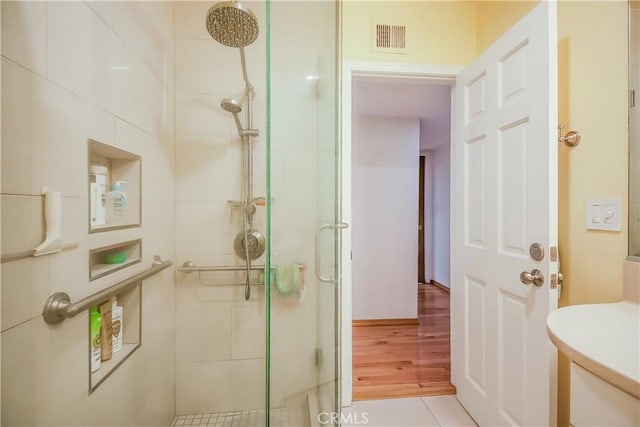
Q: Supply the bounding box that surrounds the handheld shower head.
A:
[220,98,244,135]
[206,2,259,48]
[221,98,242,114]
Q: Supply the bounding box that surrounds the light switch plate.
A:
[586,197,622,231]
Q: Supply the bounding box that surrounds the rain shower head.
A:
[206,2,259,48]
[220,98,244,135]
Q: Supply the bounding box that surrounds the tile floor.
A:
[171,407,306,427]
[341,396,477,427]
[171,396,476,427]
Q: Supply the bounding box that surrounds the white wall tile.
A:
[47,2,117,109]
[176,359,265,414]
[284,149,315,202]
[176,93,234,146]
[0,320,36,426]
[1,58,114,197]
[2,2,176,425]
[142,199,176,261]
[48,197,90,301]
[231,304,265,359]
[1,257,49,332]
[1,315,88,425]
[176,145,242,202]
[176,201,241,255]
[1,1,47,76]
[177,280,266,309]
[115,118,175,203]
[47,2,167,137]
[1,197,87,331]
[85,1,114,26]
[270,295,316,359]
[0,60,33,195]
[109,2,174,73]
[1,195,43,256]
[174,2,213,39]
[177,307,232,362]
[175,38,246,95]
[54,351,138,426]
[271,98,317,150]
[270,355,316,406]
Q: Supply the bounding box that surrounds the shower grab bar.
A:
[178,261,268,273]
[42,255,172,324]
[177,261,307,274]
[201,281,264,287]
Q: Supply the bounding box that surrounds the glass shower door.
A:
[266,1,341,425]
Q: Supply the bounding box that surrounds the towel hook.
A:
[558,123,581,148]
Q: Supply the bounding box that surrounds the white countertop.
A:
[546,301,640,399]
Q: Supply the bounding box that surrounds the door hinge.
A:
[630,90,636,108]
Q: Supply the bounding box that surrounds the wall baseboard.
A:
[352,318,419,327]
[428,280,450,293]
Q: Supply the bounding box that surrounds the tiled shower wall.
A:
[173,1,325,415]
[1,2,175,425]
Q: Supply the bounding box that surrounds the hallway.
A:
[352,283,455,400]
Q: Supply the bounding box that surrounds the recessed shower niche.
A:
[88,140,141,233]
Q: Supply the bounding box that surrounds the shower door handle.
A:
[315,222,348,283]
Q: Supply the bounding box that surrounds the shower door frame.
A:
[340,60,461,407]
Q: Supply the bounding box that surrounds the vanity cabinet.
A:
[571,363,640,426]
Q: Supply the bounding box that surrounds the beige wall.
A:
[1,2,176,425]
[557,4,629,423]
[475,1,537,52]
[557,1,628,307]
[342,1,476,64]
[474,2,630,426]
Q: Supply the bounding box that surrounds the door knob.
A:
[520,269,544,287]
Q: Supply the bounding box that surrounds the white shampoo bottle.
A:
[105,181,127,225]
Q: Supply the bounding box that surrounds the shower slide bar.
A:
[42,255,172,325]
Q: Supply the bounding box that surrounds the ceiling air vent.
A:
[372,24,407,54]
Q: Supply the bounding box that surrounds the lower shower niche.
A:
[89,283,141,393]
[89,239,142,281]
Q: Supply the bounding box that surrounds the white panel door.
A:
[451,2,559,426]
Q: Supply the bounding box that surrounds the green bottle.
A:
[90,306,102,372]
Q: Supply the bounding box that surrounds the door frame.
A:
[340,61,462,407]
[419,155,426,283]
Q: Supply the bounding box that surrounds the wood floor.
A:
[352,283,455,401]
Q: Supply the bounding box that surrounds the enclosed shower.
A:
[173,1,342,426]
